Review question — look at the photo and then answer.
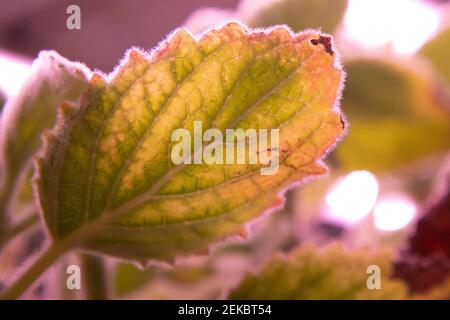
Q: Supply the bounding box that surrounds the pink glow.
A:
[344,0,440,54]
[373,193,417,231]
[325,170,379,224]
[0,50,31,97]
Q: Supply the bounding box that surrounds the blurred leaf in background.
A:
[420,27,450,84]
[336,58,450,172]
[229,244,408,299]
[0,51,88,235]
[184,0,348,35]
[245,0,348,34]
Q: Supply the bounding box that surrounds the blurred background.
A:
[0,0,449,299]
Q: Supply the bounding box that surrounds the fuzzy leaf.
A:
[0,51,88,228]
[229,244,408,299]
[37,23,344,263]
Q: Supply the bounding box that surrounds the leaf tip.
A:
[90,72,107,88]
[127,48,148,63]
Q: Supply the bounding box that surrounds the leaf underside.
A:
[229,244,408,299]
[37,23,344,262]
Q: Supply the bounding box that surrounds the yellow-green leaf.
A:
[37,23,344,263]
[229,244,408,299]
[336,58,450,172]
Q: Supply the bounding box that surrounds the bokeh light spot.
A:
[374,193,416,231]
[325,170,379,224]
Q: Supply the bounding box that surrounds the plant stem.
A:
[0,214,40,249]
[80,254,108,300]
[0,178,15,237]
[0,240,72,300]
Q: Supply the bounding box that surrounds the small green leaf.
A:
[0,51,88,227]
[37,23,344,263]
[229,244,408,299]
[247,0,348,34]
[336,58,450,172]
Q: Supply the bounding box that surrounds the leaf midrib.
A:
[52,34,332,251]
[100,119,328,233]
[94,45,319,226]
[88,79,331,233]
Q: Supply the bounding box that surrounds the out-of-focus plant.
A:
[0,52,88,242]
[420,27,450,84]
[184,0,348,35]
[229,244,408,299]
[337,58,450,172]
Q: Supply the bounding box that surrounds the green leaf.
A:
[37,23,344,263]
[229,244,408,299]
[420,27,450,84]
[0,51,88,227]
[246,0,348,34]
[115,263,156,297]
[336,58,450,172]
[114,262,212,297]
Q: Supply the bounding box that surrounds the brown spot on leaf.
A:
[339,115,346,130]
[311,36,334,56]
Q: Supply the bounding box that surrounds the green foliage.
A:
[336,58,450,172]
[184,0,348,36]
[0,51,88,229]
[420,27,450,84]
[115,263,156,296]
[1,0,448,301]
[229,244,408,299]
[36,23,344,263]
[247,0,348,34]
